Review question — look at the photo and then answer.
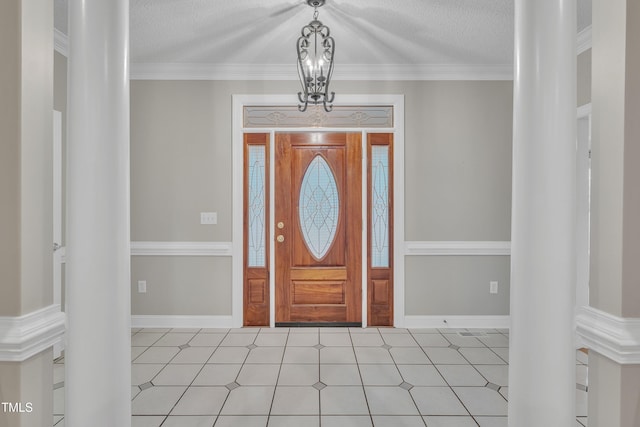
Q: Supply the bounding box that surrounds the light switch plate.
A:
[201,212,217,225]
[138,280,147,293]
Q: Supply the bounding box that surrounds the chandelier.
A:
[296,0,335,112]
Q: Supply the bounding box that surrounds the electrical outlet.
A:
[490,281,498,294]
[200,212,217,225]
[138,280,147,293]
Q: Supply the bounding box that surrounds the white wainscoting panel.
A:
[0,305,66,362]
[131,241,233,256]
[576,306,640,364]
[405,241,511,256]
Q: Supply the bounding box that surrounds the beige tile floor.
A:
[53,327,589,427]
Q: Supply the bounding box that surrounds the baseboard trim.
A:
[405,241,511,256]
[404,315,510,330]
[0,305,66,362]
[576,306,640,364]
[131,241,233,256]
[131,315,233,329]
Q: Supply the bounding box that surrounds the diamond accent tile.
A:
[247,344,258,350]
[486,382,500,391]
[178,343,191,350]
[313,381,327,390]
[313,344,325,350]
[381,344,392,350]
[139,381,154,391]
[226,381,240,391]
[399,381,413,391]
[448,344,460,350]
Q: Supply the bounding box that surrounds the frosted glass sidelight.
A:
[248,146,266,267]
[299,155,339,259]
[371,146,389,267]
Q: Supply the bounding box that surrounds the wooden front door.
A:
[275,133,362,325]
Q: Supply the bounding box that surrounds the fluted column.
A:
[509,0,577,425]
[66,0,131,425]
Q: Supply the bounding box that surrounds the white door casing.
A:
[232,95,405,328]
[53,110,64,358]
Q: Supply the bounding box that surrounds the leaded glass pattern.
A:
[248,146,266,267]
[371,146,389,267]
[243,105,394,128]
[299,155,339,260]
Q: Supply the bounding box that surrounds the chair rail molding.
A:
[576,306,640,364]
[0,305,66,362]
[131,241,233,256]
[405,241,511,256]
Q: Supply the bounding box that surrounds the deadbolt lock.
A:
[277,221,285,229]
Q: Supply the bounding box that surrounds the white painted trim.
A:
[405,241,511,256]
[233,94,406,328]
[131,63,514,81]
[130,241,232,256]
[131,315,233,329]
[577,103,592,119]
[0,305,66,362]
[361,131,368,328]
[404,315,510,330]
[54,29,69,57]
[53,110,64,359]
[576,306,640,364]
[577,26,592,55]
[232,97,245,328]
[393,97,406,328]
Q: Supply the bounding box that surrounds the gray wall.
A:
[54,53,520,318]
[51,36,594,321]
[129,79,514,317]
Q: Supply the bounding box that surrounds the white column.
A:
[509,1,576,426]
[66,0,131,426]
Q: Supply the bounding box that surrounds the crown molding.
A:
[54,28,68,57]
[0,305,66,362]
[130,62,514,81]
[58,27,590,79]
[576,306,640,364]
[577,25,592,55]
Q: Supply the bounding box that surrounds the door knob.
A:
[277,235,285,243]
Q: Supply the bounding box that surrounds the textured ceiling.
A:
[54,0,592,70]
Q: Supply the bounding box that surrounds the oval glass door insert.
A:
[299,155,339,259]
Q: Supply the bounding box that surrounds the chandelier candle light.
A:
[297,0,335,112]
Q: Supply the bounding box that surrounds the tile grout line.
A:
[382,329,429,426]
